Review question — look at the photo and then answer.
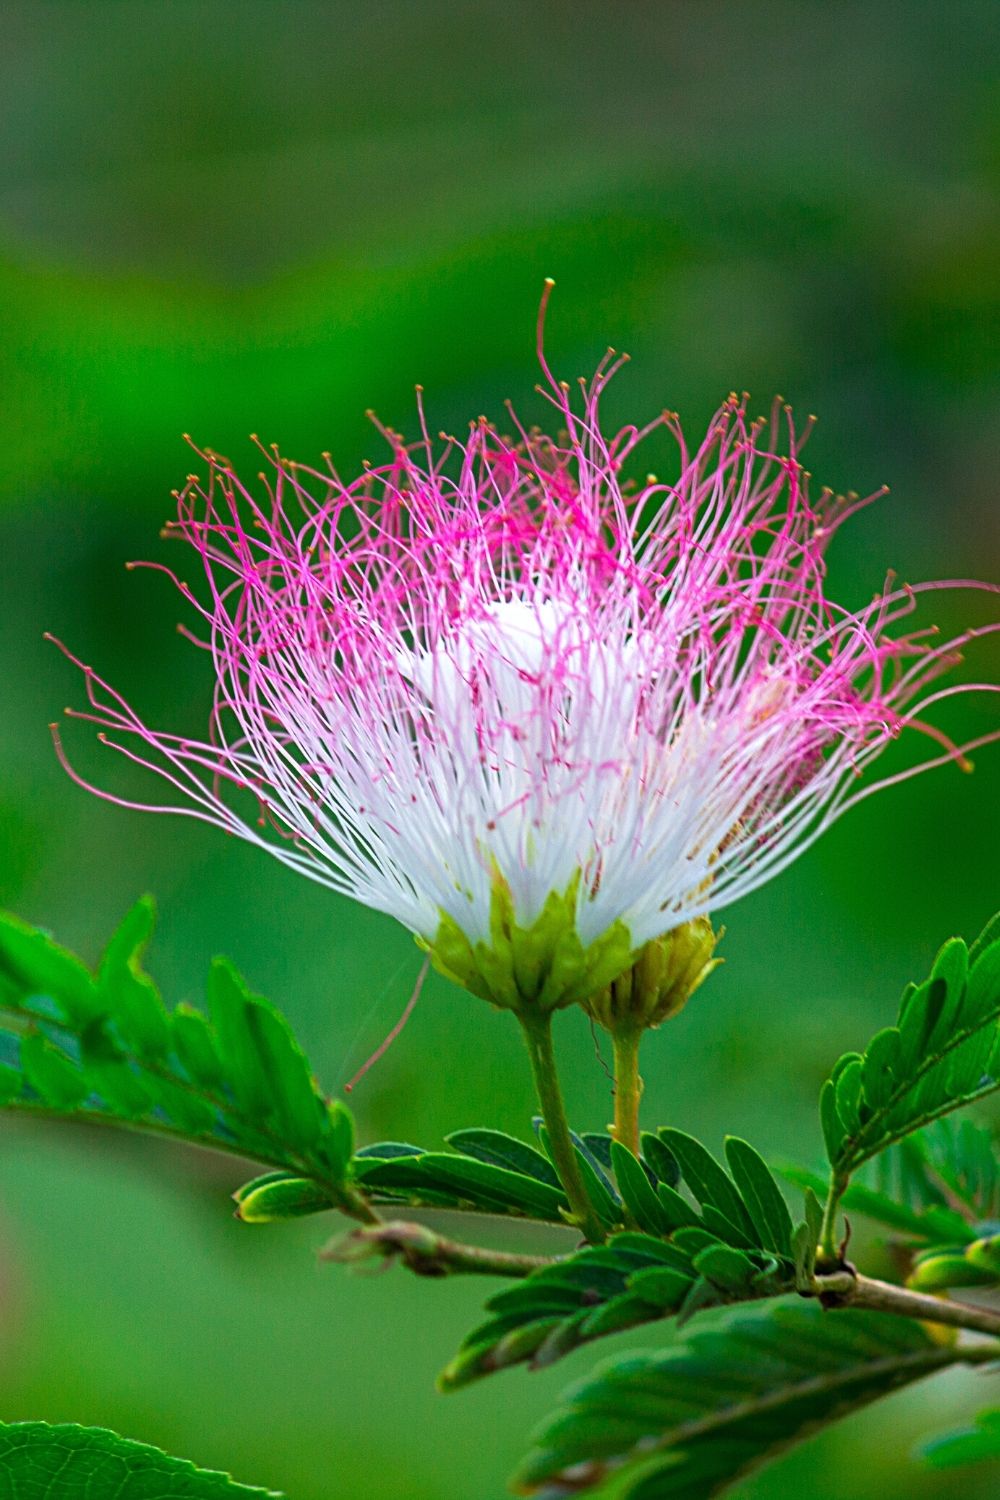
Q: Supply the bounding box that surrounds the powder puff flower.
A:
[51,297,999,1016]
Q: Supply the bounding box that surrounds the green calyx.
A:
[420,870,633,1014]
[583,915,723,1035]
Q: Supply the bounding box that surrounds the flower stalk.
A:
[611,1025,644,1158]
[518,1008,607,1245]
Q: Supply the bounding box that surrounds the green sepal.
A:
[423,871,634,1013]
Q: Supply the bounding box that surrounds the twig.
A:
[816,1269,1000,1340]
[321,1219,559,1279]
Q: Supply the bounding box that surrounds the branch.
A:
[320,1219,560,1279]
[816,1269,1000,1340]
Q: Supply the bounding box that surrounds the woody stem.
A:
[815,1270,1000,1339]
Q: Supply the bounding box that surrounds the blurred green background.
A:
[1,2,998,1496]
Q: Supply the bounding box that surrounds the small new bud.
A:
[233,1172,335,1223]
[584,916,723,1034]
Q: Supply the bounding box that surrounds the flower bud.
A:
[583,916,723,1033]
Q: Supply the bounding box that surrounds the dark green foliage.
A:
[886,1115,1000,1226]
[0,901,355,1211]
[9,899,1000,1500]
[790,1187,824,1291]
[0,1422,277,1498]
[355,1128,577,1220]
[514,1305,977,1498]
[783,1116,1000,1248]
[820,915,1000,1175]
[781,1162,974,1246]
[638,1132,680,1188]
[439,1130,804,1389]
[445,1128,563,1187]
[658,1130,759,1245]
[923,1408,1000,1470]
[0,902,598,1229]
[723,1137,794,1257]
[440,1233,694,1390]
[611,1143,670,1235]
[355,1146,570,1220]
[356,1124,682,1228]
[442,1129,802,1388]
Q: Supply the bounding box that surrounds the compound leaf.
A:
[0,901,359,1216]
[0,1421,278,1498]
[441,1209,798,1390]
[514,1304,983,1498]
[821,915,1000,1177]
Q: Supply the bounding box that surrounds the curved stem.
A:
[518,1009,606,1244]
[611,1026,643,1157]
[817,1171,848,1268]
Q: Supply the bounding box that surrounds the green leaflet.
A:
[208,956,325,1151]
[96,896,171,1059]
[352,1126,643,1225]
[724,1137,794,1257]
[360,1150,569,1219]
[791,1188,823,1291]
[0,899,358,1212]
[908,1244,1000,1292]
[0,911,101,1023]
[445,1127,562,1188]
[441,1210,798,1390]
[514,1304,986,1498]
[235,1173,340,1223]
[19,1031,88,1109]
[536,1124,622,1229]
[657,1129,762,1246]
[0,1422,278,1498]
[821,915,1000,1175]
[612,1143,672,1236]
[923,1408,1000,1470]
[638,1131,680,1188]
